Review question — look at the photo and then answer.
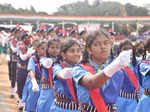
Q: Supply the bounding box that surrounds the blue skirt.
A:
[49,102,78,112]
[136,95,150,112]
[36,88,54,112]
[24,81,41,112]
[116,96,137,112]
[22,76,30,103]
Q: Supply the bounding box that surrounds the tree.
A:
[30,6,36,13]
[54,1,149,16]
[93,0,101,7]
[125,3,149,16]
[0,3,48,15]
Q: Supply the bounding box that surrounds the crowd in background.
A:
[1,24,150,112]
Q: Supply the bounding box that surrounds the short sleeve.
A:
[27,57,36,71]
[72,65,90,84]
[52,64,63,80]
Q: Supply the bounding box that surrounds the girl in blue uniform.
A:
[136,38,150,112]
[36,38,61,112]
[72,30,132,112]
[115,39,141,112]
[22,40,38,104]
[25,41,46,112]
[49,38,82,112]
[135,40,145,60]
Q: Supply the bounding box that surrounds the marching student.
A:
[115,39,141,112]
[49,38,82,112]
[36,38,61,112]
[9,27,21,98]
[24,41,46,112]
[22,39,38,104]
[16,32,31,110]
[136,38,150,112]
[72,30,131,112]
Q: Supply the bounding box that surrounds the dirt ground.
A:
[0,54,18,112]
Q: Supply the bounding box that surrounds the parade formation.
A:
[0,22,150,112]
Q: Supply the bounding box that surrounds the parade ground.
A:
[0,54,17,112]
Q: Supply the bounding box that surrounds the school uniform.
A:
[22,53,35,104]
[136,59,150,112]
[115,61,141,112]
[16,41,28,100]
[72,59,125,112]
[9,37,18,89]
[36,57,54,112]
[22,75,30,103]
[7,47,12,81]
[49,61,78,112]
[24,56,42,112]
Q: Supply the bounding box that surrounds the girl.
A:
[25,41,46,112]
[49,38,82,112]
[136,38,150,112]
[115,39,141,112]
[22,39,38,104]
[36,38,61,112]
[135,40,145,60]
[72,30,131,112]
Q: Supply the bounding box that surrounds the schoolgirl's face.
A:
[62,44,82,65]
[32,41,38,49]
[37,43,46,56]
[88,35,111,61]
[15,31,21,40]
[48,41,61,57]
[136,43,144,51]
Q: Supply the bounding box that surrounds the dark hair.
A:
[119,39,133,53]
[56,38,80,63]
[145,38,150,50]
[35,41,46,62]
[81,29,110,64]
[21,32,28,40]
[118,39,136,66]
[46,38,60,57]
[135,40,146,60]
[110,44,119,59]
[144,38,150,60]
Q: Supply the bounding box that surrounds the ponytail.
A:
[81,50,89,64]
[132,46,136,66]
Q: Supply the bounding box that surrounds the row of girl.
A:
[12,28,150,112]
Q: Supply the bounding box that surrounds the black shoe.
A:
[18,107,23,110]
[17,100,19,105]
[10,95,14,98]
